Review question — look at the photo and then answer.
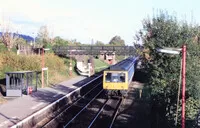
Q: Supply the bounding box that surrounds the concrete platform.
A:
[0,76,86,128]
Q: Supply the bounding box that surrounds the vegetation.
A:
[109,35,125,46]
[93,58,109,72]
[53,36,69,46]
[137,11,200,127]
[0,52,70,85]
[36,26,51,47]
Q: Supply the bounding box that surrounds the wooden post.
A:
[41,48,44,88]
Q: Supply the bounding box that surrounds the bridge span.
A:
[52,46,136,56]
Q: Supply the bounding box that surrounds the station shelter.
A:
[5,71,39,97]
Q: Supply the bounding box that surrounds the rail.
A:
[11,74,103,128]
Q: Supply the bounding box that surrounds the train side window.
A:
[120,73,125,82]
[106,73,111,82]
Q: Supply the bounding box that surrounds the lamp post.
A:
[181,45,186,128]
[157,45,186,128]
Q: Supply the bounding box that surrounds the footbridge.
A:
[52,46,136,56]
[52,46,137,77]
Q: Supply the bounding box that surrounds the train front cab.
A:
[103,71,128,90]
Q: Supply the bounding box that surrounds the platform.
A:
[0,76,86,128]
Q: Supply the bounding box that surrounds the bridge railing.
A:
[52,46,136,56]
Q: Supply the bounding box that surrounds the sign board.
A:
[42,67,48,70]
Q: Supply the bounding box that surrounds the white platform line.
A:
[0,120,9,127]
[31,103,44,110]
[11,74,103,128]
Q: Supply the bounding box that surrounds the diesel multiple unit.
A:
[103,57,138,97]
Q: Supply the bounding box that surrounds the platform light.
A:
[156,47,182,54]
[156,46,186,128]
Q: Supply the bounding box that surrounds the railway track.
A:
[40,85,128,128]
[87,97,123,128]
[40,81,103,128]
[41,87,130,128]
[39,83,136,128]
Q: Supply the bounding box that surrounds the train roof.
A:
[108,56,138,71]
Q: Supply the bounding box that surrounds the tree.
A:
[1,33,18,51]
[0,22,19,51]
[95,41,104,46]
[109,36,125,46]
[53,36,69,46]
[15,37,27,45]
[139,11,200,127]
[37,25,50,47]
[68,39,82,46]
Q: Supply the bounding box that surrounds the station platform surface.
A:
[0,76,86,128]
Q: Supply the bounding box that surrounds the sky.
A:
[0,0,199,45]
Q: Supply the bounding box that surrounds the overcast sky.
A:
[0,0,199,45]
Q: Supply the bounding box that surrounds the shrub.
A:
[0,52,68,87]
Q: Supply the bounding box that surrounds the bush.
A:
[0,44,8,53]
[0,52,69,87]
[139,10,200,127]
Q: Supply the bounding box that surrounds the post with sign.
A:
[41,48,44,88]
[41,48,50,88]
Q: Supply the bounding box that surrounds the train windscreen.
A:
[105,72,125,83]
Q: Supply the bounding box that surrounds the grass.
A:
[93,58,109,72]
[116,55,127,62]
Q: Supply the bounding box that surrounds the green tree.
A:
[15,37,27,45]
[68,39,82,46]
[37,25,50,47]
[109,35,125,46]
[53,36,69,46]
[95,41,104,46]
[139,11,200,127]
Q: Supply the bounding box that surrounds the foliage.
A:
[53,36,69,46]
[109,35,125,46]
[36,26,50,47]
[93,58,109,72]
[0,43,8,52]
[115,55,126,62]
[95,41,105,46]
[139,10,200,127]
[68,41,82,46]
[0,52,69,86]
[1,32,19,51]
[15,37,27,45]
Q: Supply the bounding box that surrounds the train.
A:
[103,57,138,97]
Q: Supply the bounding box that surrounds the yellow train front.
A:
[103,57,138,97]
